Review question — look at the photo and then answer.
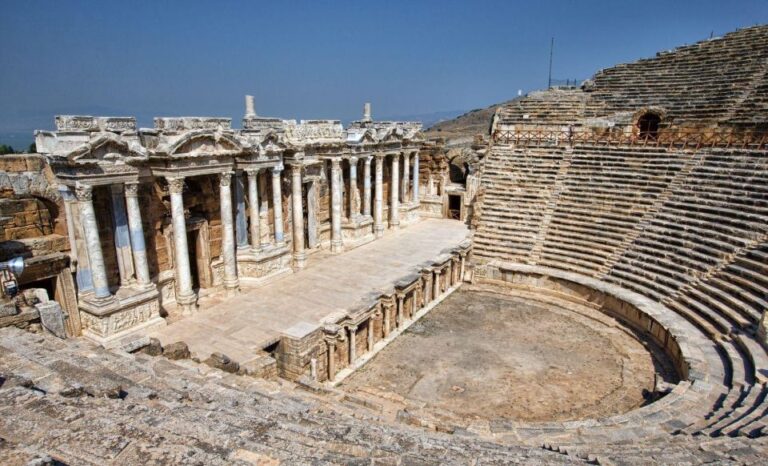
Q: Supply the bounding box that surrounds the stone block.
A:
[204,352,240,373]
[163,341,190,360]
[36,301,66,339]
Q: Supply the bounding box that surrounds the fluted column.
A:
[401,152,410,203]
[75,184,111,300]
[271,165,285,246]
[374,154,385,238]
[124,182,152,289]
[390,154,400,229]
[167,177,196,313]
[234,171,249,250]
[219,172,239,296]
[110,185,135,286]
[348,156,360,220]
[363,156,372,218]
[246,169,261,252]
[412,152,420,204]
[330,159,343,253]
[290,164,306,269]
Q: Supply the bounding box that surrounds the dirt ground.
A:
[341,289,660,422]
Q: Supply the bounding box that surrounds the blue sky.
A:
[1,0,766,145]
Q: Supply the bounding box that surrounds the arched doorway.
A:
[637,112,661,140]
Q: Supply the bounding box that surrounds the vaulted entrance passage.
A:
[637,112,661,139]
[340,288,677,424]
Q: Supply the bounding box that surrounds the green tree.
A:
[0,144,15,155]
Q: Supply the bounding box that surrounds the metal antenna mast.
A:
[548,37,554,89]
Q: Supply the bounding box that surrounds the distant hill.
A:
[425,99,519,143]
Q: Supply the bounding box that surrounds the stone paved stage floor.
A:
[151,219,469,364]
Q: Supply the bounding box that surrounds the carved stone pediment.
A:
[66,134,148,166]
[162,131,247,158]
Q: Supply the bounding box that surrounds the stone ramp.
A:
[151,219,470,363]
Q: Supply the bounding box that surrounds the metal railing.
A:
[492,127,768,151]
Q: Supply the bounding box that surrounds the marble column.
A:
[75,184,111,300]
[246,169,261,253]
[58,186,79,268]
[348,156,360,220]
[327,340,337,381]
[348,325,357,364]
[271,166,285,246]
[290,165,306,269]
[306,181,319,249]
[401,152,410,203]
[330,159,343,253]
[433,269,441,300]
[396,294,404,327]
[363,156,372,218]
[110,185,135,286]
[412,152,420,204]
[234,171,249,250]
[219,172,239,296]
[367,319,374,352]
[460,254,466,282]
[383,302,392,337]
[259,172,271,249]
[167,177,196,313]
[390,154,400,229]
[124,183,152,290]
[374,154,385,238]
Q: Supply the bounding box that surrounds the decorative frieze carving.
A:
[55,116,137,132]
[154,117,232,131]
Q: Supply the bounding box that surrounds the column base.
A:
[223,279,240,297]
[79,287,165,349]
[389,222,400,230]
[293,251,308,270]
[331,240,344,254]
[374,224,385,238]
[176,291,198,315]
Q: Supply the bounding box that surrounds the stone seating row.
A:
[0,327,567,465]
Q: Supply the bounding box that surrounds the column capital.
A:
[124,182,140,197]
[364,155,373,164]
[330,158,341,169]
[244,167,260,176]
[167,177,185,194]
[349,155,358,164]
[75,183,93,201]
[271,164,284,175]
[375,152,386,160]
[290,164,302,176]
[219,171,233,187]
